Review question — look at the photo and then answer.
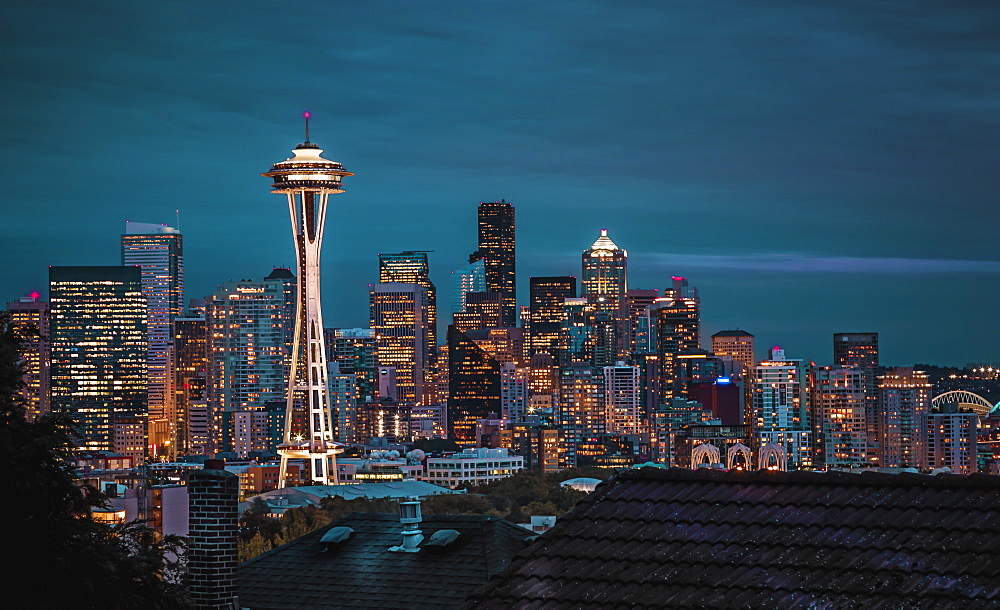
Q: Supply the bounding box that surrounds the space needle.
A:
[263,113,353,486]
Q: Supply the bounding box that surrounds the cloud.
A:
[643,252,1000,274]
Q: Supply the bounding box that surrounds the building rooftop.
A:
[240,513,532,609]
[712,329,754,337]
[466,467,1000,607]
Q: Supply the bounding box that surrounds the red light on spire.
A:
[303,111,312,142]
[29,291,40,300]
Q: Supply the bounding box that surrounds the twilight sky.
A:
[2,1,998,366]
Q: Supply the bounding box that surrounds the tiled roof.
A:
[240,513,532,609]
[466,468,1000,608]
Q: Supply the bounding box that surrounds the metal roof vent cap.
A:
[399,500,422,525]
[389,499,423,553]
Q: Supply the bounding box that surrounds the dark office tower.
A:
[581,230,628,358]
[379,251,437,381]
[7,295,50,421]
[525,276,576,362]
[447,325,500,445]
[122,221,183,455]
[625,289,658,355]
[452,291,503,333]
[370,283,429,405]
[477,200,516,327]
[651,289,700,403]
[834,333,880,464]
[50,266,147,453]
[174,316,210,455]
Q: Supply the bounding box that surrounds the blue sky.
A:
[2,1,998,365]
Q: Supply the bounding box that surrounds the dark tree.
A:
[1,314,189,608]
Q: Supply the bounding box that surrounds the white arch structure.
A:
[727,443,752,470]
[931,390,994,416]
[691,443,720,469]
[759,443,787,471]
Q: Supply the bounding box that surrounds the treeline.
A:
[239,467,613,562]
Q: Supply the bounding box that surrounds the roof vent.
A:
[399,500,422,525]
[320,526,354,551]
[424,529,460,547]
[390,499,423,553]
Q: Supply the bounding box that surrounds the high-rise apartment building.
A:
[205,275,293,421]
[918,410,979,474]
[711,330,755,372]
[879,367,933,468]
[500,362,528,423]
[121,221,183,453]
[604,363,642,435]
[810,366,868,469]
[747,347,812,469]
[833,332,879,464]
[447,325,501,445]
[581,230,628,359]
[370,282,429,404]
[476,200,516,327]
[7,295,50,421]
[49,266,147,453]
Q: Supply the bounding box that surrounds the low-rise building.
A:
[425,447,524,488]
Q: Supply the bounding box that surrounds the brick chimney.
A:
[187,459,239,609]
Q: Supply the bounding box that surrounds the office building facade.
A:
[49,266,147,453]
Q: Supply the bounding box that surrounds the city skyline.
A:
[2,2,999,366]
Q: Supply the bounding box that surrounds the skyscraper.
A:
[810,366,868,469]
[525,276,576,363]
[447,325,501,445]
[205,276,293,442]
[711,330,755,372]
[379,251,437,393]
[746,347,812,469]
[370,283,429,405]
[650,281,700,402]
[451,258,486,314]
[7,294,50,421]
[262,125,353,485]
[122,221,183,454]
[49,266,147,453]
[476,200,516,327]
[581,230,628,359]
[878,367,932,468]
[173,315,210,455]
[604,363,642,435]
[833,332,879,464]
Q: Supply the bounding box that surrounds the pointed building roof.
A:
[589,229,619,251]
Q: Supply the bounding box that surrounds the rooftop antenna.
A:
[303,111,311,143]
[175,208,180,231]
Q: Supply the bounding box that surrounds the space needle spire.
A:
[263,113,353,486]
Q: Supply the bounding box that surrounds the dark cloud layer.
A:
[1,0,998,365]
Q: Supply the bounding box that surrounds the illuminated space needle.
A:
[263,113,353,486]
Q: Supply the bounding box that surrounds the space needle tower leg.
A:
[263,113,353,487]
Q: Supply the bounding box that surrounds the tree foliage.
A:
[1,314,189,608]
